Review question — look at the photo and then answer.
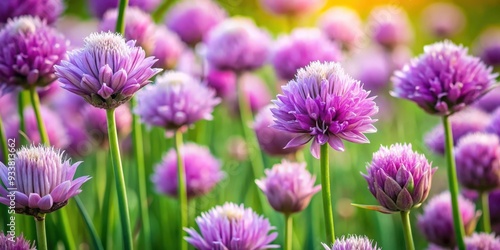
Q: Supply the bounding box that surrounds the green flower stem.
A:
[35,215,47,250]
[75,196,104,250]
[0,116,8,161]
[114,0,129,34]
[57,210,76,250]
[442,115,466,250]
[400,211,415,250]
[174,129,188,250]
[320,143,335,244]
[284,214,293,250]
[131,98,151,249]
[18,90,28,145]
[29,88,49,145]
[106,108,133,250]
[481,191,491,233]
[100,158,115,247]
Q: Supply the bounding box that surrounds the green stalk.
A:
[100,157,115,248]
[174,130,188,250]
[400,211,415,250]
[35,215,47,250]
[57,210,76,250]
[75,197,104,250]
[442,115,466,250]
[284,214,293,250]
[481,191,491,233]
[0,116,8,161]
[131,98,151,249]
[106,108,133,250]
[18,90,28,145]
[28,88,49,145]
[114,0,129,34]
[320,144,335,244]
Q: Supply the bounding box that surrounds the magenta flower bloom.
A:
[363,144,436,213]
[83,104,132,147]
[256,160,320,214]
[205,67,236,99]
[368,6,413,49]
[99,7,156,54]
[317,7,363,50]
[475,27,500,67]
[0,232,35,250]
[228,73,271,115]
[89,0,161,19]
[421,2,466,39]
[205,17,271,72]
[425,108,491,155]
[259,0,324,16]
[0,16,68,95]
[321,235,381,250]
[271,61,378,158]
[254,104,303,156]
[464,233,500,250]
[55,32,162,109]
[392,40,497,116]
[134,71,220,134]
[0,145,90,220]
[185,202,278,250]
[152,26,184,69]
[271,28,342,81]
[0,0,63,25]
[152,143,223,199]
[455,133,500,191]
[165,0,226,46]
[418,192,478,248]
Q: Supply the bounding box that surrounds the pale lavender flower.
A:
[392,40,497,116]
[259,0,324,16]
[254,105,303,156]
[0,16,69,95]
[228,73,271,115]
[89,0,161,19]
[152,26,185,69]
[368,6,413,49]
[256,160,320,214]
[475,88,500,113]
[0,0,63,25]
[271,61,378,158]
[165,0,226,46]
[464,233,500,250]
[317,7,363,50]
[475,27,500,67]
[152,142,223,199]
[421,2,466,39]
[321,235,381,250]
[346,46,391,92]
[205,67,236,99]
[82,104,132,148]
[271,28,342,81]
[0,232,35,250]
[205,17,271,72]
[55,31,162,109]
[100,7,156,54]
[487,108,500,137]
[425,108,491,155]
[134,71,220,134]
[185,202,278,250]
[418,192,478,248]
[0,145,90,219]
[363,144,436,213]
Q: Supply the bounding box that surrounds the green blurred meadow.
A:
[2,0,500,249]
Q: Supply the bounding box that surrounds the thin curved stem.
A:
[442,115,466,250]
[100,156,114,248]
[284,214,293,250]
[400,211,415,250]
[481,191,491,233]
[35,215,47,250]
[29,88,49,145]
[106,108,133,250]
[175,130,188,250]
[75,196,104,250]
[18,90,28,145]
[320,144,335,244]
[114,0,129,34]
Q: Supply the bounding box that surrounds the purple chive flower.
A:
[228,73,271,115]
[205,67,236,99]
[317,7,363,50]
[185,202,278,250]
[165,0,226,47]
[135,71,220,134]
[256,160,321,214]
[0,0,63,25]
[363,144,436,213]
[392,40,497,116]
[475,27,500,67]
[418,191,478,248]
[152,143,224,199]
[55,31,162,109]
[487,108,500,137]
[421,2,466,39]
[0,16,68,95]
[464,233,500,250]
[152,26,185,69]
[0,232,35,250]
[100,7,156,54]
[321,235,381,250]
[259,0,324,16]
[455,133,500,191]
[368,6,413,49]
[0,145,90,220]
[88,0,161,19]
[346,46,391,92]
[254,104,303,156]
[425,108,491,155]
[83,104,132,148]
[475,88,500,113]
[271,61,378,158]
[489,190,500,234]
[271,28,342,81]
[205,17,271,72]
